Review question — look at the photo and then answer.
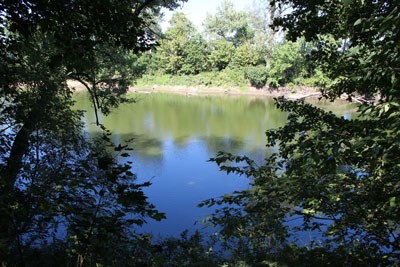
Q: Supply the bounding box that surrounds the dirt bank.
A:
[129,85,322,100]
[68,80,322,100]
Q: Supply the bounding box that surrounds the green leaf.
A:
[390,197,396,208]
[343,0,353,5]
[354,18,363,26]
[384,103,390,113]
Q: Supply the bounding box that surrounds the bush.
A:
[215,68,247,88]
[244,66,268,88]
[266,77,280,88]
[135,69,248,89]
[230,42,260,68]
[196,72,219,86]
[135,74,172,86]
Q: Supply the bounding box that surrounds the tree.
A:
[0,0,185,264]
[244,66,269,88]
[205,0,400,265]
[1,0,185,202]
[267,40,309,87]
[68,44,139,126]
[180,34,209,75]
[230,41,261,68]
[61,136,165,267]
[206,38,235,71]
[249,0,284,59]
[158,12,208,75]
[204,0,255,47]
[0,0,182,53]
[273,0,400,99]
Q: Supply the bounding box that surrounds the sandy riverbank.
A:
[129,85,322,99]
[68,80,322,100]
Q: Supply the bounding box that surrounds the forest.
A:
[1,0,399,266]
[135,0,329,90]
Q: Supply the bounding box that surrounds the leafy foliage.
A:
[158,12,208,75]
[204,0,255,47]
[207,98,400,265]
[248,0,283,60]
[69,43,141,125]
[208,38,236,71]
[138,2,315,90]
[133,0,325,90]
[204,0,400,265]
[63,136,165,266]
[1,0,183,53]
[137,68,248,88]
[267,41,309,87]
[273,0,400,99]
[5,0,400,265]
[230,41,261,68]
[244,66,269,88]
[0,0,185,265]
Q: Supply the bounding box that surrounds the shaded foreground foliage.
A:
[207,99,400,265]
[1,0,400,266]
[203,0,400,265]
[0,0,185,266]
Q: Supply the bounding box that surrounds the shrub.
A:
[216,68,247,87]
[135,69,248,89]
[244,66,268,88]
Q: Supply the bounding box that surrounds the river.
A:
[74,92,354,237]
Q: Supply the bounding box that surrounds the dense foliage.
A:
[205,0,400,265]
[244,66,269,88]
[0,0,185,266]
[157,12,208,75]
[137,0,320,90]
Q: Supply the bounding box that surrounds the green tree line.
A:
[136,0,329,90]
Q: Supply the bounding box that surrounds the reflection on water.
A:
[74,92,354,236]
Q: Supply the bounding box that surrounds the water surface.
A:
[74,92,353,237]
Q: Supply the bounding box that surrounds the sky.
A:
[161,0,254,32]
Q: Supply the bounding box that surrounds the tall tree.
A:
[267,40,310,87]
[273,0,399,99]
[204,0,255,47]
[230,41,261,68]
[158,12,208,75]
[249,0,283,58]
[207,38,236,71]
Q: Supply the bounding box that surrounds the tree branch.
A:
[68,75,101,126]
[133,0,158,17]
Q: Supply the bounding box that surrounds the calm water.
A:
[74,92,354,237]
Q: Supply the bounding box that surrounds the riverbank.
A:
[129,85,322,100]
[68,80,322,100]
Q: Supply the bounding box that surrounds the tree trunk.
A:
[1,119,34,191]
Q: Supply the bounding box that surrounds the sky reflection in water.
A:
[74,92,354,237]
